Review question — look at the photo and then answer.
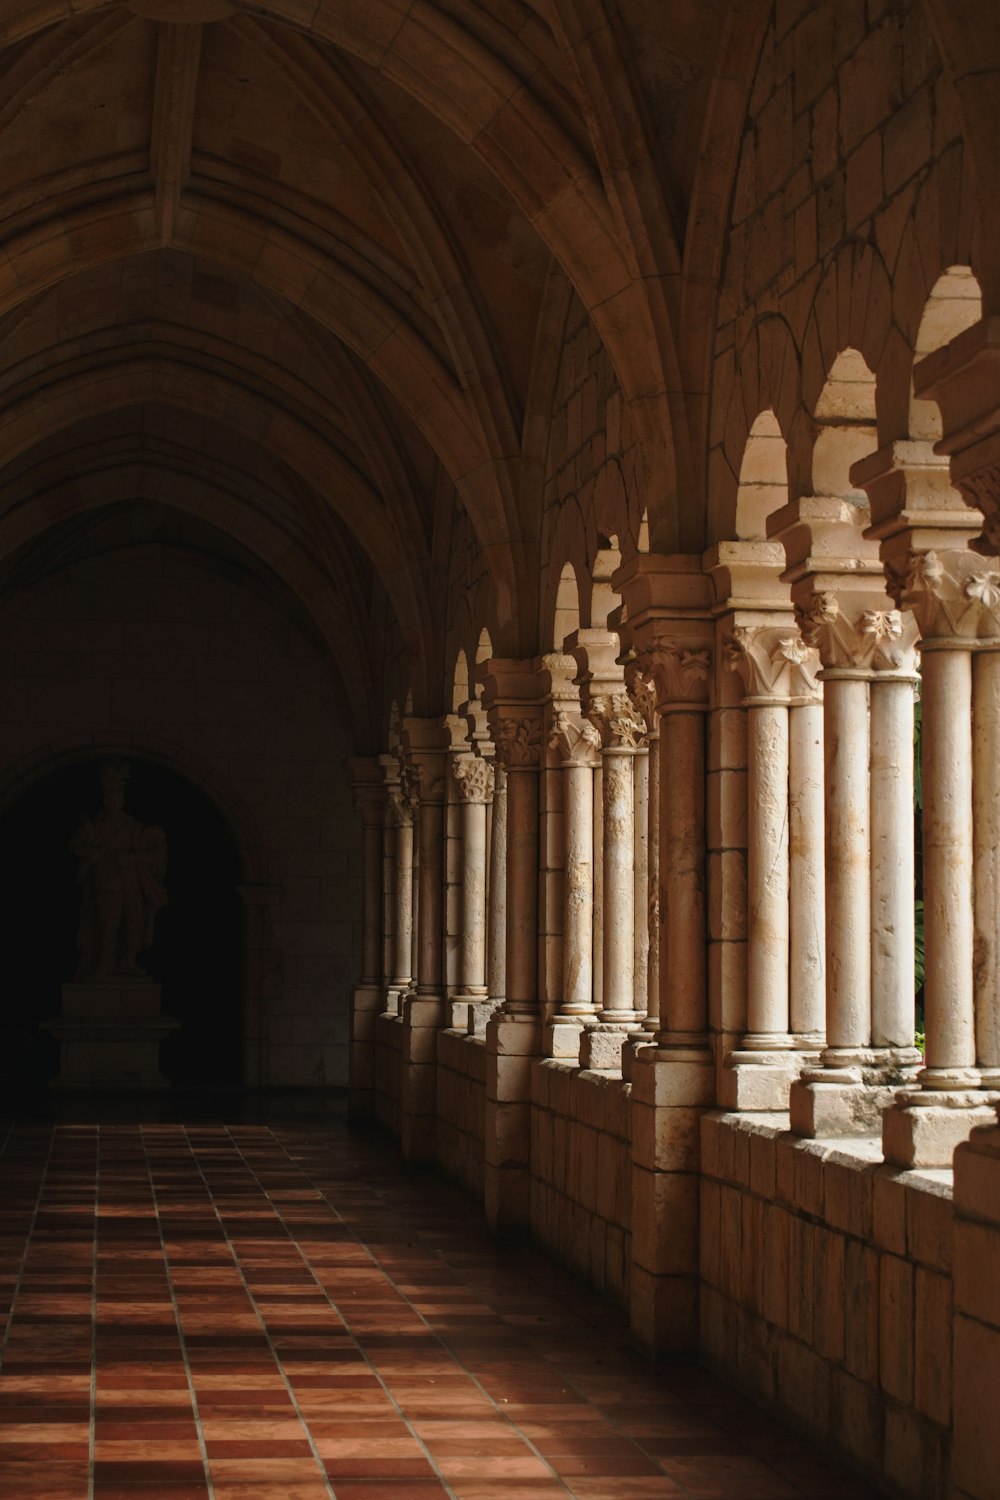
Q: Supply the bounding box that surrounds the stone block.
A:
[723,1055,799,1112]
[829,1368,882,1479]
[952,1124,1000,1219]
[952,1312,1000,1500]
[882,1404,927,1500]
[814,1227,845,1364]
[718,1184,743,1297]
[823,1153,875,1239]
[630,1167,699,1277]
[776,1331,832,1440]
[878,1252,914,1403]
[776,1136,827,1218]
[628,1267,698,1356]
[736,1306,778,1403]
[953,1217,1000,1327]
[843,1239,879,1383]
[631,1101,702,1173]
[906,1179,953,1273]
[749,1128,778,1198]
[786,1215,816,1345]
[883,1098,999,1169]
[763,1205,791,1330]
[914,1267,952,1427]
[700,1179,722,1288]
[872,1167,909,1254]
[699,1285,738,1372]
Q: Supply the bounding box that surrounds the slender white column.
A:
[870,675,917,1048]
[592,767,603,1013]
[645,728,660,1031]
[632,746,649,1017]
[788,700,825,1039]
[922,648,975,1077]
[452,756,493,999]
[823,675,872,1055]
[416,795,444,997]
[744,702,790,1044]
[487,766,507,1006]
[360,817,382,987]
[489,710,543,1020]
[975,647,1000,1084]
[389,792,414,999]
[546,707,600,1055]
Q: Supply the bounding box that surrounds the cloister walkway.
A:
[0,1108,881,1500]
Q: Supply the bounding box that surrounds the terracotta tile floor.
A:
[0,1115,883,1499]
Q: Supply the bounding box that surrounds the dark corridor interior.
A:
[0,758,243,1098]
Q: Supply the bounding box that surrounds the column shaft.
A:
[562,761,595,1012]
[361,821,382,986]
[645,732,660,1029]
[392,819,414,988]
[824,677,871,1052]
[789,701,825,1037]
[505,768,538,1012]
[600,748,636,1017]
[461,797,488,995]
[870,676,917,1048]
[633,748,649,1016]
[922,649,975,1072]
[974,649,1000,1077]
[416,801,443,994]
[487,769,507,1003]
[659,712,707,1038]
[745,703,790,1040]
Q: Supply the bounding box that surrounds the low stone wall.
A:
[435,1029,486,1197]
[372,1013,403,1137]
[700,1111,953,1499]
[529,1060,632,1307]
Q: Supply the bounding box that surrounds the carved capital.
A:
[549,708,601,766]
[451,755,495,803]
[723,625,820,702]
[646,641,712,708]
[352,784,384,824]
[493,714,543,769]
[586,691,647,750]
[624,655,658,731]
[893,547,1000,644]
[385,784,414,828]
[799,592,919,673]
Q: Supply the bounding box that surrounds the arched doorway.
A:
[0,758,243,1096]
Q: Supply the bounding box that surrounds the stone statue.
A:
[70,761,167,979]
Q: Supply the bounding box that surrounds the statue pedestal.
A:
[44,981,179,1090]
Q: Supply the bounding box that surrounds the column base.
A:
[541,1014,592,1061]
[579,1019,643,1072]
[790,1050,924,1138]
[448,991,488,1030]
[719,1048,804,1111]
[882,1088,1000,1168]
[467,999,499,1037]
[484,1012,541,1233]
[621,1032,656,1081]
[383,985,409,1017]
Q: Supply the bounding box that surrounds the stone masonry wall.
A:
[530,1062,632,1308]
[700,1112,953,1499]
[435,1030,486,1198]
[0,548,360,1087]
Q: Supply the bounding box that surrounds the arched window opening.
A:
[553,561,581,650]
[909,266,982,440]
[736,410,788,540]
[813,348,877,501]
[452,648,470,713]
[592,534,622,630]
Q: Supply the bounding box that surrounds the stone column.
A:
[450,754,494,1028]
[787,589,922,1136]
[581,687,647,1069]
[722,624,822,1109]
[614,551,716,1356]
[398,721,448,1162]
[974,646,1000,1086]
[876,546,1000,1164]
[788,697,825,1043]
[384,761,413,1016]
[951,1113,1000,1500]
[545,701,600,1058]
[622,652,658,1078]
[348,757,384,1120]
[481,660,544,1230]
[485,764,507,1028]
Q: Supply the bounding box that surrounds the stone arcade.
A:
[3,0,1000,1496]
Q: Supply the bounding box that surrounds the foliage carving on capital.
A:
[799,592,918,672]
[451,755,495,803]
[723,624,821,701]
[352,784,384,824]
[493,715,543,768]
[647,641,712,707]
[586,692,647,750]
[624,656,658,731]
[385,784,414,828]
[549,709,601,766]
[897,548,1000,643]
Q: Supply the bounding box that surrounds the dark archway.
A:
[0,758,242,1096]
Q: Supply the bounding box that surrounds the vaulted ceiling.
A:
[7,0,986,741]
